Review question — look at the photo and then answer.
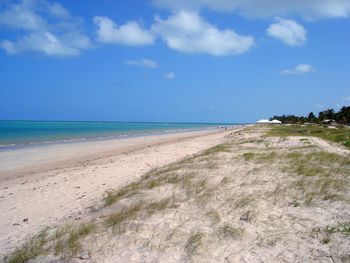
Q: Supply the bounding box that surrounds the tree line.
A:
[270,106,350,125]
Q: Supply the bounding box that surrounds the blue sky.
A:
[0,0,349,123]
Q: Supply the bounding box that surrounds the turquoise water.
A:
[0,121,229,148]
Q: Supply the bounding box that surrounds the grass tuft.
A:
[217,224,244,240]
[185,232,204,255]
[267,125,350,148]
[5,230,48,263]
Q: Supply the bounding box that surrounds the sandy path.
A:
[0,129,234,254]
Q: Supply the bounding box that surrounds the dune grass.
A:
[267,124,350,148]
[5,132,349,262]
[5,223,97,263]
[216,224,244,240]
[103,143,232,208]
[5,230,48,263]
[185,232,204,256]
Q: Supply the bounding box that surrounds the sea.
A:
[0,121,235,149]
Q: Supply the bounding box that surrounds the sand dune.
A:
[0,128,234,256]
[2,126,350,263]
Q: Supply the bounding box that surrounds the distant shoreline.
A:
[0,126,244,180]
[0,121,244,150]
[0,127,239,254]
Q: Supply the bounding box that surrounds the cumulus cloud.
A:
[164,72,176,79]
[152,0,350,19]
[281,64,315,75]
[152,11,254,56]
[266,17,307,46]
[93,16,155,46]
[0,0,92,57]
[125,59,159,68]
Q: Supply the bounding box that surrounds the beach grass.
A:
[267,124,350,148]
[185,232,204,256]
[4,126,350,262]
[6,230,48,263]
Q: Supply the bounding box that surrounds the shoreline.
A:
[0,121,243,151]
[0,127,240,253]
[0,126,244,180]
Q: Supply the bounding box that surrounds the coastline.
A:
[1,125,350,262]
[0,127,240,254]
[0,126,244,180]
[0,120,238,150]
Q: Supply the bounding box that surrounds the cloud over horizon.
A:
[267,17,307,46]
[0,0,92,57]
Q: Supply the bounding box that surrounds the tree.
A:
[307,112,316,122]
[337,106,350,125]
[318,109,335,121]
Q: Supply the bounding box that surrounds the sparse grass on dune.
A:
[4,127,350,262]
[5,230,48,263]
[5,223,96,263]
[242,146,349,205]
[185,232,204,256]
[103,143,233,208]
[267,124,350,148]
[216,224,244,240]
[5,142,234,262]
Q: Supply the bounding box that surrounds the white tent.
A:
[256,119,270,124]
[270,119,282,124]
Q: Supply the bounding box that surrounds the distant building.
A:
[270,119,282,124]
[256,119,282,124]
[322,119,337,125]
[256,119,270,124]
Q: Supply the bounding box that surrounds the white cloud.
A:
[152,0,350,19]
[164,72,176,79]
[125,59,159,68]
[281,64,315,75]
[0,0,91,57]
[343,96,350,101]
[152,11,254,56]
[267,17,307,46]
[1,32,91,56]
[93,16,155,46]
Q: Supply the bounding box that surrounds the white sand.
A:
[0,128,234,254]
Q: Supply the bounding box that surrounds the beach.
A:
[0,128,235,255]
[1,125,350,262]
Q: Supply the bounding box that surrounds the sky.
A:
[0,0,349,123]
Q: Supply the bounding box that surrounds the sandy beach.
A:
[1,125,350,263]
[0,128,235,255]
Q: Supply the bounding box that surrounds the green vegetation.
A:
[242,152,255,160]
[5,223,96,263]
[313,222,350,243]
[267,124,350,148]
[185,232,204,255]
[206,210,221,224]
[324,222,350,235]
[6,230,48,263]
[5,134,349,262]
[217,224,244,240]
[202,143,231,155]
[242,151,277,163]
[270,105,350,125]
[242,147,350,205]
[284,151,348,204]
[103,143,232,207]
